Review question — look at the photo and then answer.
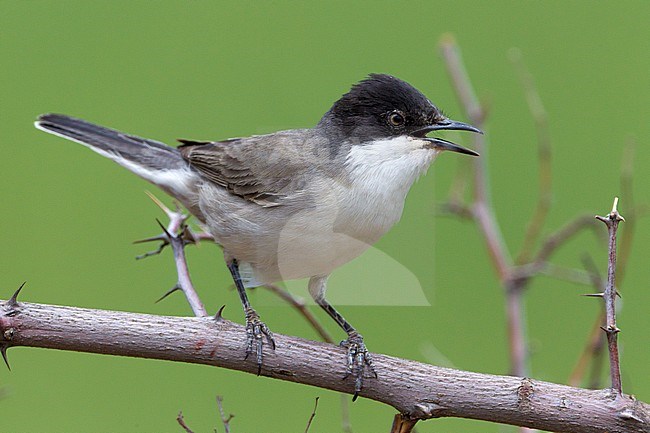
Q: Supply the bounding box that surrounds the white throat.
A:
[338,135,438,240]
[345,135,437,200]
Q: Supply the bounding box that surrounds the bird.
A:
[35,73,481,398]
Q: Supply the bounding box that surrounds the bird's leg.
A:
[226,259,275,375]
[308,276,376,400]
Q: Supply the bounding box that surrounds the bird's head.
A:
[319,73,481,155]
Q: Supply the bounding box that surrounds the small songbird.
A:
[36,74,480,398]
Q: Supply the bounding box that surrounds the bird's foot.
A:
[244,307,276,375]
[340,331,377,400]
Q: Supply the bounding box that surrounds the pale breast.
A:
[200,136,438,284]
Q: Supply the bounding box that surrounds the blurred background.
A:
[1,1,648,432]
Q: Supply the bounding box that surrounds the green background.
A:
[1,1,648,432]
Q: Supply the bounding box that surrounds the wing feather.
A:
[178,130,318,207]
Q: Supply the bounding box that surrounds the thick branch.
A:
[1,299,648,432]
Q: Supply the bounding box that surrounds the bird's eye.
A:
[387,111,405,127]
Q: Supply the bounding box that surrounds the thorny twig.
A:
[135,192,207,317]
[595,197,625,394]
[569,142,644,387]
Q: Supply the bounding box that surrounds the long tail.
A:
[35,113,203,219]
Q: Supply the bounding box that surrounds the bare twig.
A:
[509,48,553,265]
[595,197,624,394]
[177,411,195,433]
[534,214,598,265]
[537,263,596,286]
[304,397,319,433]
[440,34,529,383]
[340,394,353,433]
[439,34,512,282]
[504,283,527,378]
[216,395,233,433]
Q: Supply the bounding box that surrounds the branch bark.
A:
[1,299,648,433]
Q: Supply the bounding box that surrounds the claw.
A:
[340,331,376,401]
[243,308,275,375]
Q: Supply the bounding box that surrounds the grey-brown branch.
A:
[1,299,648,433]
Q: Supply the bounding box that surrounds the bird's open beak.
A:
[415,118,482,156]
[422,137,479,156]
[424,119,483,134]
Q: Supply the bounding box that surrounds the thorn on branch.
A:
[155,218,172,237]
[7,282,26,309]
[155,284,182,304]
[214,305,226,323]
